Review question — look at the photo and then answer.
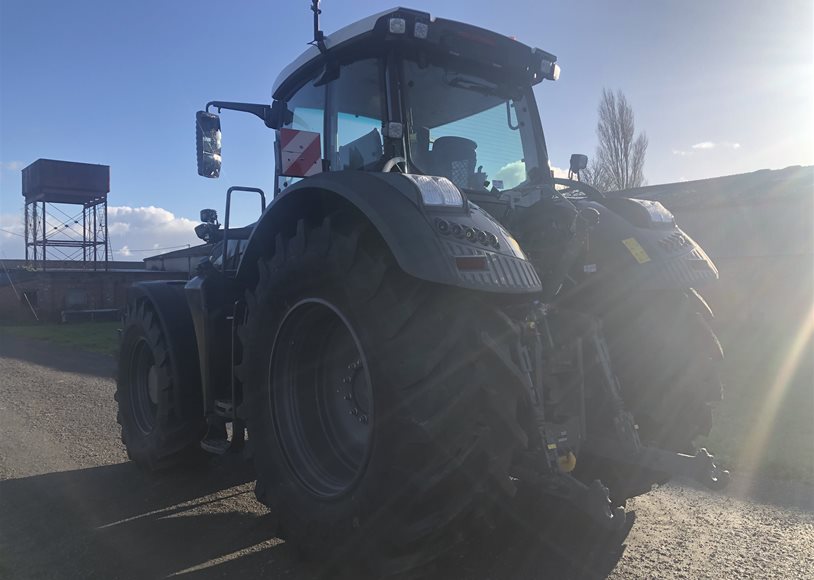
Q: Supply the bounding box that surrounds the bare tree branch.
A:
[582,89,648,192]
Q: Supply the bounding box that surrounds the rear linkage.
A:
[482,304,730,531]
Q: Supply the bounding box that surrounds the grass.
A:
[0,321,120,355]
[698,322,814,484]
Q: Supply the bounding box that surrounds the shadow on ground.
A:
[0,452,630,580]
[0,455,301,580]
[0,335,114,378]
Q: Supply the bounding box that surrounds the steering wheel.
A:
[382,156,406,173]
[551,177,605,201]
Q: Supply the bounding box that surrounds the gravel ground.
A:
[1,337,812,579]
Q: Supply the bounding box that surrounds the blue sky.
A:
[1,0,811,259]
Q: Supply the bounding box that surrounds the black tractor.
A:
[116,5,728,576]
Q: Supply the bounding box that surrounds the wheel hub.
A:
[271,300,374,497]
[338,358,369,424]
[129,338,158,435]
[147,365,159,406]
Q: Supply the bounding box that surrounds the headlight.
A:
[629,199,674,225]
[404,175,466,207]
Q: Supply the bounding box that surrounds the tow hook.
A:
[588,442,731,490]
[687,448,731,490]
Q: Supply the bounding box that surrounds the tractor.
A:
[116,4,729,575]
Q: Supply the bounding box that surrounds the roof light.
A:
[404,175,465,207]
[389,17,406,34]
[541,59,560,81]
[414,21,429,39]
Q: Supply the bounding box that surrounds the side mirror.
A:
[196,111,222,178]
[569,153,588,173]
[200,208,218,224]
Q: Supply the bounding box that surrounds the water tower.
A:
[22,159,110,270]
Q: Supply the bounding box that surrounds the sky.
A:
[1,0,812,260]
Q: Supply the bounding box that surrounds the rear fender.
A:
[125,281,202,420]
[236,171,541,294]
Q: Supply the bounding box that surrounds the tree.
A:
[582,89,648,192]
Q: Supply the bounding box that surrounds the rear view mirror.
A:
[570,153,588,173]
[196,111,222,178]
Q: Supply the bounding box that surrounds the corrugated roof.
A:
[143,244,213,261]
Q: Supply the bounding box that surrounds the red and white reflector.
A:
[279,128,322,177]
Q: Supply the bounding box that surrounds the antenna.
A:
[310,0,327,53]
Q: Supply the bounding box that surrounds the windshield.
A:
[402,58,543,191]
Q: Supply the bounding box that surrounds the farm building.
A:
[142,244,213,275]
[613,165,813,330]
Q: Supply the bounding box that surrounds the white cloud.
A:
[0,205,200,260]
[107,205,199,258]
[0,161,25,172]
[674,141,741,157]
[493,161,570,190]
[691,141,741,151]
[494,160,527,189]
[550,165,570,179]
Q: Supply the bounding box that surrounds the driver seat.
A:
[430,136,477,188]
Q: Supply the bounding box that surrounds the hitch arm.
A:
[588,441,731,490]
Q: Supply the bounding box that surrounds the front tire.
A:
[116,298,205,470]
[238,212,531,576]
[605,289,723,452]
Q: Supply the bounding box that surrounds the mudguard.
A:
[124,281,203,418]
[236,171,541,294]
[564,198,719,301]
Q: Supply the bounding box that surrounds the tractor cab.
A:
[196,7,560,198]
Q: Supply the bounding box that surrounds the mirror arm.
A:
[206,101,288,129]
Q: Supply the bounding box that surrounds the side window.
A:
[277,76,326,191]
[330,59,385,171]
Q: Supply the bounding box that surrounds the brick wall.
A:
[0,270,187,323]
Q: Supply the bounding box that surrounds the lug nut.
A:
[350,408,359,416]
[359,415,368,424]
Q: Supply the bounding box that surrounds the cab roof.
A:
[272,7,557,100]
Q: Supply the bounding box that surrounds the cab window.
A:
[329,58,386,171]
[277,74,325,191]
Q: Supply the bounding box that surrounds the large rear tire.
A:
[238,211,531,576]
[116,297,206,470]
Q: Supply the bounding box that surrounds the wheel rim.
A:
[129,338,158,435]
[270,299,374,497]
